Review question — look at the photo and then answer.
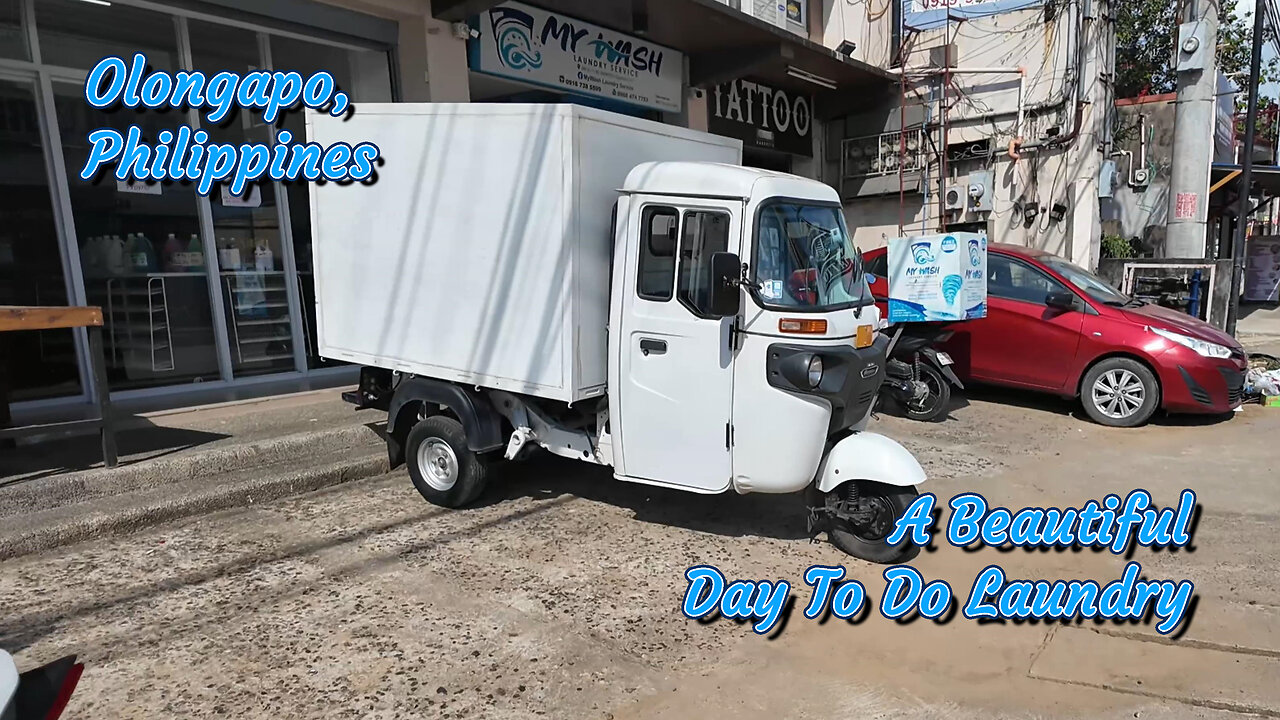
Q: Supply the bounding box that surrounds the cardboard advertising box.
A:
[887,232,988,322]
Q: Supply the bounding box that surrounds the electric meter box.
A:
[887,232,989,322]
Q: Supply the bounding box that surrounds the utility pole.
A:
[1165,0,1220,258]
[1224,0,1266,336]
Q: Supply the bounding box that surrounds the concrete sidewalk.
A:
[0,388,389,559]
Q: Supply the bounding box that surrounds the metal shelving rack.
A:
[90,274,177,374]
[222,270,294,365]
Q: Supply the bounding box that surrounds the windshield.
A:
[752,202,869,311]
[1040,256,1130,305]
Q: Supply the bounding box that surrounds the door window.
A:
[637,206,678,301]
[677,210,731,316]
[988,254,1067,305]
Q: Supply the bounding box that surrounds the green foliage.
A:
[1101,234,1134,259]
[1114,2,1279,100]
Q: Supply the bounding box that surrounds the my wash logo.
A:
[911,242,935,265]
[941,236,958,253]
[489,7,542,71]
[968,238,982,267]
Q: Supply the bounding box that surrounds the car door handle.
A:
[640,338,667,356]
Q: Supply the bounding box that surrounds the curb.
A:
[0,453,390,561]
[0,423,384,518]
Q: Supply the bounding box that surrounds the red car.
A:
[862,242,1248,427]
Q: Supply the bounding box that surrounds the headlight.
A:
[807,355,824,388]
[1150,327,1232,359]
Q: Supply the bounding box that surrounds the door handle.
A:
[640,338,667,356]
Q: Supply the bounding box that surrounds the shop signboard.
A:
[708,78,813,157]
[469,1,683,113]
[904,0,1043,31]
[887,232,988,322]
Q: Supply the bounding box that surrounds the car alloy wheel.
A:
[1091,368,1145,420]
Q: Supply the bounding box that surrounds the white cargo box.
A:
[307,104,742,402]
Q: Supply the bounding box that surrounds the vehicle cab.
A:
[608,162,925,561]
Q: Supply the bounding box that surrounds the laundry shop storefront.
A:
[0,0,398,420]
[3,0,891,422]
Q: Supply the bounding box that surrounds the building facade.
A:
[1,0,1112,418]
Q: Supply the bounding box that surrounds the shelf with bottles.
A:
[80,232,209,278]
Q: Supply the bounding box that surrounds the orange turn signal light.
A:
[779,318,828,335]
[855,325,874,348]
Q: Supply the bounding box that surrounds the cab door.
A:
[612,197,741,492]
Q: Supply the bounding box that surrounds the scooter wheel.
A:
[903,363,951,422]
[828,481,921,564]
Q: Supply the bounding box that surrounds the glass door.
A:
[0,76,81,402]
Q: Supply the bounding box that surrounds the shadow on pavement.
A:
[476,453,812,543]
[0,418,228,485]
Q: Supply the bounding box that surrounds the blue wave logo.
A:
[490,8,542,71]
[968,238,982,267]
[941,236,958,253]
[911,242,935,265]
[942,274,963,304]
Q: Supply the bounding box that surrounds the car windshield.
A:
[1040,256,1131,305]
[752,202,870,310]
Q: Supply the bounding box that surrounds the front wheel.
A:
[826,481,921,564]
[902,362,952,422]
[1080,358,1159,427]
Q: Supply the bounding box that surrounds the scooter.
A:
[1,650,83,720]
[878,324,964,422]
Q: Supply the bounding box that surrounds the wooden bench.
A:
[0,306,118,468]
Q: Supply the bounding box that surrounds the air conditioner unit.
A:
[944,185,965,212]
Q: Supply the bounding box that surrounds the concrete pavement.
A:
[2,376,1278,718]
[0,389,387,559]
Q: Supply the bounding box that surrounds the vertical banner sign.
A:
[887,232,988,322]
[708,79,813,156]
[469,1,683,113]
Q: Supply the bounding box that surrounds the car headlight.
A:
[1150,327,1232,359]
[807,355,824,388]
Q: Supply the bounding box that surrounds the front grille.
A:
[1219,367,1245,406]
[858,388,876,406]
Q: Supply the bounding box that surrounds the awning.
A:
[433,0,895,118]
[1211,163,1280,198]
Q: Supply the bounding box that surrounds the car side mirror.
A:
[1045,290,1077,311]
[707,251,742,318]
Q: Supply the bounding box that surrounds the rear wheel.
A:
[405,415,488,508]
[1081,358,1159,427]
[827,481,921,564]
[903,362,951,422]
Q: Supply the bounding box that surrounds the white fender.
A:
[1,650,18,717]
[814,432,927,493]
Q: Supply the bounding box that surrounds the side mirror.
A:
[707,251,742,318]
[1045,290,1077,311]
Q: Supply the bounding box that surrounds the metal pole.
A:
[1224,0,1266,336]
[1165,0,1220,258]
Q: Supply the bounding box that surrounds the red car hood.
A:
[1121,303,1239,348]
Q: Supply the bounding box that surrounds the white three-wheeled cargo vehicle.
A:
[308,104,927,563]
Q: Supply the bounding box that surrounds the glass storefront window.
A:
[53,82,220,391]
[0,79,80,402]
[0,0,27,60]
[190,21,294,377]
[35,0,178,71]
[271,35,391,368]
